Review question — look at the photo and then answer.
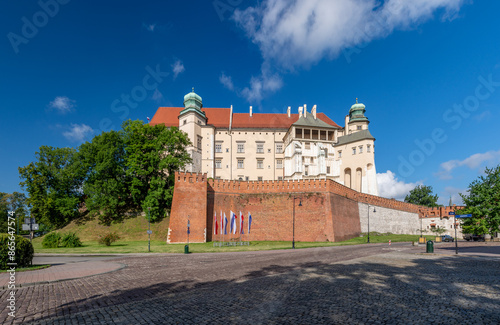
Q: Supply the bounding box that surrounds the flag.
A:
[214,211,218,235]
[240,211,244,234]
[224,213,228,235]
[230,211,234,234]
[231,211,237,234]
[248,212,252,234]
[187,220,190,235]
[220,210,223,236]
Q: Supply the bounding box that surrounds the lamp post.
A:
[367,205,376,243]
[148,207,151,252]
[293,197,302,249]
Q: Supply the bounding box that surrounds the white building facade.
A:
[150,90,379,195]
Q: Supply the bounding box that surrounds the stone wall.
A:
[358,203,420,235]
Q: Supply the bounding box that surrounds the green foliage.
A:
[430,227,446,234]
[42,232,62,248]
[19,146,85,228]
[0,234,34,269]
[459,165,500,236]
[122,120,191,222]
[60,232,83,248]
[0,192,28,234]
[98,232,121,246]
[404,185,440,207]
[78,130,132,225]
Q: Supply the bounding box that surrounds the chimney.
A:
[249,106,253,117]
[345,115,349,132]
[304,104,307,118]
[312,105,317,119]
[287,106,291,118]
[229,105,233,132]
[299,106,303,118]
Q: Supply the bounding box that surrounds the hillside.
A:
[52,214,170,242]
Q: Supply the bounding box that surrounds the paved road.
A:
[1,243,499,324]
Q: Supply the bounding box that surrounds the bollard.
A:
[184,245,189,254]
[426,240,434,253]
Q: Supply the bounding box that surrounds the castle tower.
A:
[178,88,207,173]
[335,99,378,195]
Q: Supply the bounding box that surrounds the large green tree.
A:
[78,130,132,225]
[18,146,84,228]
[122,120,191,222]
[459,165,500,237]
[404,185,440,207]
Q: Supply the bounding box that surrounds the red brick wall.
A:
[168,172,425,243]
[168,172,207,243]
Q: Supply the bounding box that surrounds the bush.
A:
[98,232,120,246]
[61,232,83,248]
[0,234,34,270]
[42,232,61,248]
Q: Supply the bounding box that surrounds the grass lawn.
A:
[32,233,422,254]
[1,265,51,273]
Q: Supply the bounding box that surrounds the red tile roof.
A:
[150,107,340,129]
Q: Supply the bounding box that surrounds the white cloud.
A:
[232,0,464,101]
[234,0,463,68]
[63,124,93,142]
[377,170,422,201]
[436,149,500,179]
[241,71,283,102]
[48,96,75,113]
[219,72,235,91]
[438,186,466,206]
[172,60,185,79]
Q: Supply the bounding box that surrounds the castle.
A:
[150,89,378,195]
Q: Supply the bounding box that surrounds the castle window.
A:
[367,145,371,153]
[226,148,229,153]
[258,177,263,181]
[338,151,342,158]
[359,145,363,153]
[352,147,356,155]
[183,120,186,125]
[257,159,264,169]
[305,166,309,176]
[276,159,283,169]
[245,176,249,181]
[215,143,222,153]
[237,159,244,169]
[357,125,362,130]
[305,142,310,150]
[310,157,314,164]
[197,136,202,150]
[268,149,271,153]
[327,166,331,174]
[256,143,264,153]
[237,143,245,153]
[324,148,328,158]
[215,160,222,169]
[278,176,283,181]
[276,143,283,154]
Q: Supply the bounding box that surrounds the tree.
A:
[0,193,9,233]
[18,146,84,228]
[122,120,191,222]
[404,185,440,207]
[459,165,500,237]
[0,192,28,234]
[78,130,132,225]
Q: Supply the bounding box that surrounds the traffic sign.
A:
[448,211,455,215]
[32,224,39,230]
[456,214,472,218]
[22,224,30,231]
[147,230,152,234]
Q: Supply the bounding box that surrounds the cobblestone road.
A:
[1,243,499,324]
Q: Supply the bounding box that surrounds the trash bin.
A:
[426,240,434,253]
[184,245,189,254]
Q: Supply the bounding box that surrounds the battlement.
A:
[207,177,329,193]
[175,171,207,183]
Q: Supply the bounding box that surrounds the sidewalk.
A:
[0,260,125,288]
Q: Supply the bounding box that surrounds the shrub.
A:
[0,234,34,269]
[61,232,83,248]
[42,232,61,248]
[98,232,120,246]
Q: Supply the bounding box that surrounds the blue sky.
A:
[1,0,499,205]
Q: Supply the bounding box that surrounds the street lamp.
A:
[148,207,151,252]
[293,197,302,249]
[367,205,376,243]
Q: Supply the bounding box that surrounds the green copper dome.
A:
[349,98,368,122]
[180,88,206,118]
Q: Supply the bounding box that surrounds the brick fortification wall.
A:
[168,172,424,243]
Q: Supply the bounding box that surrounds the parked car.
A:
[463,234,485,241]
[441,235,454,242]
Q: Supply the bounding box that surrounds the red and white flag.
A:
[240,211,244,234]
[214,211,218,235]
